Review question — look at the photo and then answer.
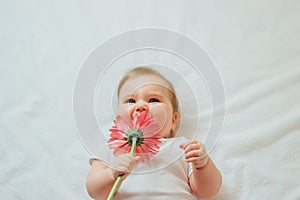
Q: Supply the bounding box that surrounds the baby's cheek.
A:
[117,105,132,124]
[149,105,169,130]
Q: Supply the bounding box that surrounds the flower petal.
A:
[114,116,131,133]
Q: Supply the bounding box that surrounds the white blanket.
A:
[1,1,299,200]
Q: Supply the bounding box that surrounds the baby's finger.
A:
[179,141,194,149]
[180,140,200,150]
[185,149,201,159]
[184,144,201,155]
[135,156,141,163]
[185,157,201,163]
[115,163,133,174]
[121,154,136,164]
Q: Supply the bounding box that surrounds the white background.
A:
[1,1,300,199]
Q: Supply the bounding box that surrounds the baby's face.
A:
[118,75,178,138]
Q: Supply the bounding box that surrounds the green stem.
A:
[130,137,137,155]
[107,137,137,200]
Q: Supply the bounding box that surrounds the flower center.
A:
[126,129,144,146]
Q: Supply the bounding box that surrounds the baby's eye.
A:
[149,98,160,103]
[126,98,136,104]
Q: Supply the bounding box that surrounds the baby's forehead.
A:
[123,75,169,89]
[119,75,172,95]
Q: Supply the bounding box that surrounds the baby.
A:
[86,66,222,199]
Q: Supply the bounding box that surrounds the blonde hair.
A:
[117,66,179,137]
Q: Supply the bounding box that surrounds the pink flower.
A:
[108,111,162,162]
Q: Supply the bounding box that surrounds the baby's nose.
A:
[134,101,149,113]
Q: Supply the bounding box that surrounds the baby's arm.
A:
[86,154,138,199]
[180,141,222,198]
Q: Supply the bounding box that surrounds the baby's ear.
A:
[171,112,178,130]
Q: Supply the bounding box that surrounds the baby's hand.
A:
[110,153,140,180]
[180,140,209,169]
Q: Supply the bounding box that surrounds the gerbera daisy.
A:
[108,110,162,162]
